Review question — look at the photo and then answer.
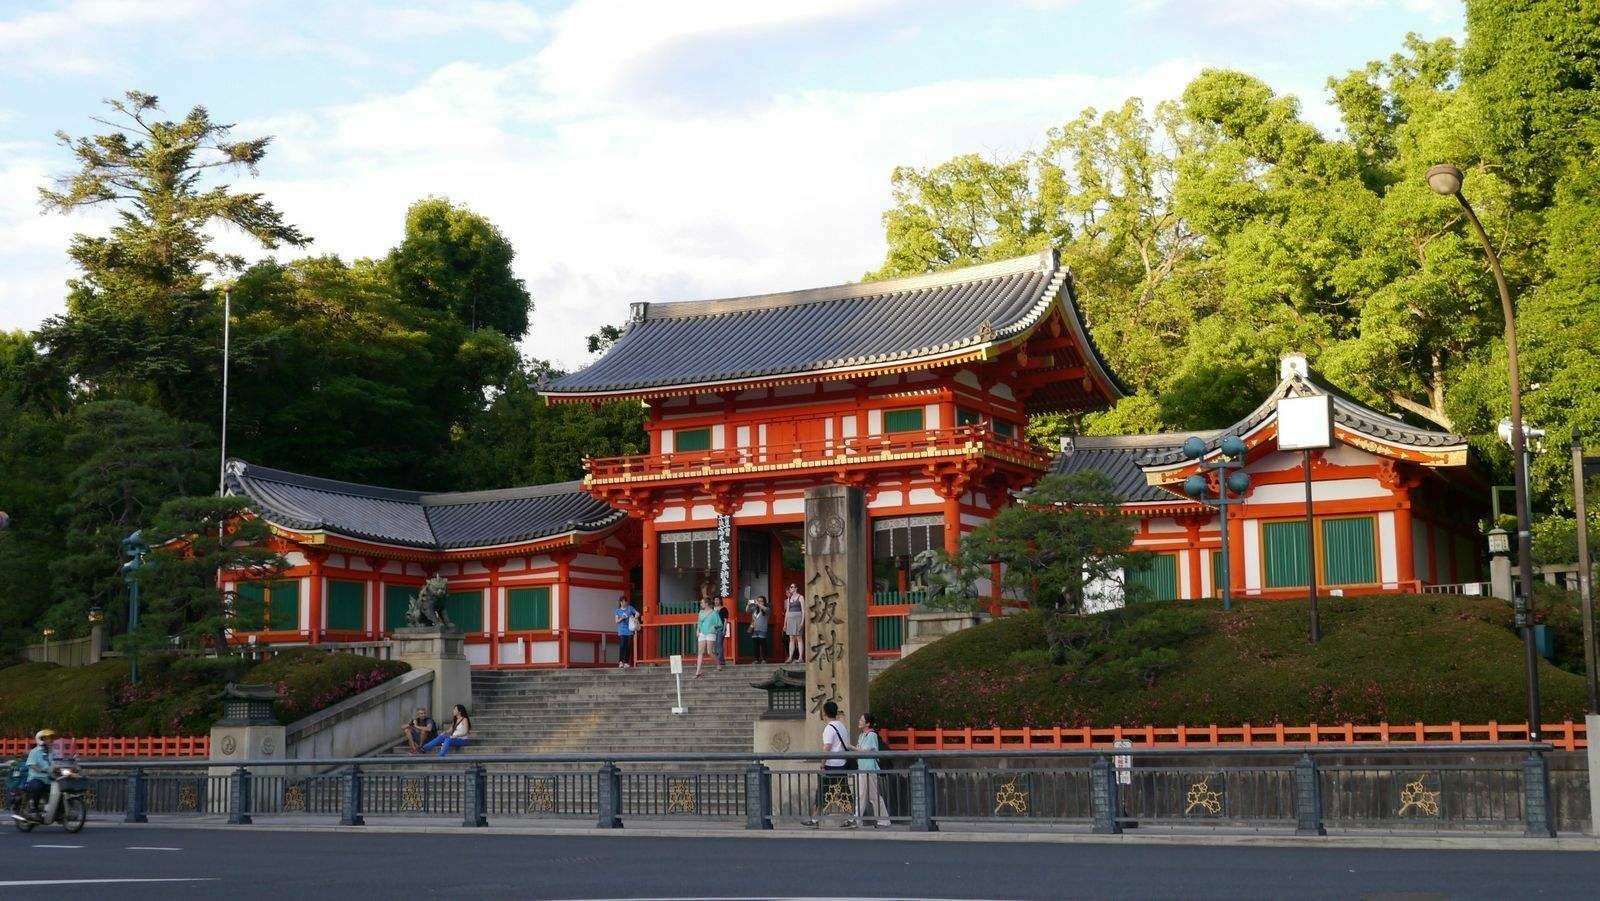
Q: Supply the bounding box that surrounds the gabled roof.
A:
[1140,371,1469,473]
[224,460,624,551]
[544,249,1127,411]
[1050,435,1204,504]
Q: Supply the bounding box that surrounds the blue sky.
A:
[0,0,1463,369]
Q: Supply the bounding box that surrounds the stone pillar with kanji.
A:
[802,484,870,727]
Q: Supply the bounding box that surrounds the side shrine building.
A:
[224,250,1488,668]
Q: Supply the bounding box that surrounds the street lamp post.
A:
[1427,163,1543,741]
[1181,435,1251,611]
[120,529,148,686]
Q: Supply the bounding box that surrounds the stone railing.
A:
[283,668,434,764]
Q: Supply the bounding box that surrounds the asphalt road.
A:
[1,826,1597,900]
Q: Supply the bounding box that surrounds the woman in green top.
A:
[694,597,723,677]
[854,712,889,827]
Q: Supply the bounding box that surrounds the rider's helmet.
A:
[33,729,55,745]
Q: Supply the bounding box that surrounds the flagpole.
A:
[219,285,231,497]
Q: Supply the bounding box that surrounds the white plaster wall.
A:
[462,562,487,575]
[1246,478,1387,505]
[954,369,981,389]
[661,430,675,453]
[1177,551,1192,599]
[284,552,309,568]
[349,557,371,572]
[867,409,883,435]
[1378,511,1399,585]
[655,507,686,523]
[381,560,402,575]
[1200,550,1214,597]
[737,425,751,448]
[464,643,490,666]
[1322,444,1372,466]
[870,490,904,508]
[1242,521,1261,591]
[299,577,313,633]
[1144,517,1186,534]
[907,488,941,505]
[841,417,857,439]
[531,641,561,664]
[990,384,1015,401]
[735,500,768,518]
[405,563,427,577]
[327,554,347,568]
[773,498,805,515]
[691,504,717,520]
[960,513,989,527]
[569,586,621,632]
[924,404,941,429]
[712,425,726,450]
[570,642,597,664]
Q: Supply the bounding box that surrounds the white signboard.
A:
[1113,739,1133,785]
[716,514,733,598]
[669,654,683,675]
[1277,394,1333,450]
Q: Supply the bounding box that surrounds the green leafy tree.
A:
[0,332,73,649]
[48,401,210,635]
[388,197,533,339]
[955,471,1139,663]
[35,91,308,420]
[139,495,283,652]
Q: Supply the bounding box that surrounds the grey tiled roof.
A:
[1140,376,1467,468]
[1050,435,1202,503]
[225,461,624,550]
[546,249,1128,407]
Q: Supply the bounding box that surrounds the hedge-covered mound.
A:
[870,594,1589,728]
[0,651,409,737]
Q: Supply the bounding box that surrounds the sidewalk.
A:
[95,814,1600,852]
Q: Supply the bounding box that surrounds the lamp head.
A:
[1182,474,1209,499]
[1226,471,1252,495]
[1181,436,1206,460]
[1486,526,1510,556]
[1220,435,1247,459]
[1426,163,1463,197]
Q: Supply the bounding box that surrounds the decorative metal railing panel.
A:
[931,768,1091,822]
[622,771,745,818]
[1320,765,1525,830]
[485,771,598,818]
[1117,766,1296,826]
[362,771,464,816]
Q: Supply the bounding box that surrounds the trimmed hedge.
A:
[0,651,408,737]
[870,594,1590,729]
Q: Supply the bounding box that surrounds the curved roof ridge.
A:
[642,249,1057,321]
[225,460,427,503]
[418,480,587,506]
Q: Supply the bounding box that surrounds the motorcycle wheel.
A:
[61,797,86,833]
[13,813,35,832]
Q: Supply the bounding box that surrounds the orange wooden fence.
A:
[0,735,209,759]
[883,721,1588,752]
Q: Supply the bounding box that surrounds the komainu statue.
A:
[406,575,454,628]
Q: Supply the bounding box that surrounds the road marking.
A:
[31,844,83,849]
[125,846,183,851]
[0,878,216,887]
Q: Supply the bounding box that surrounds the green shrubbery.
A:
[870,594,1590,729]
[0,651,408,737]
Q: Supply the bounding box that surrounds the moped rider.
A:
[18,729,55,817]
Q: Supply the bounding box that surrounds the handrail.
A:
[79,741,1554,770]
[585,423,1051,482]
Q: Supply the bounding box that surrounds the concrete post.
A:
[1491,554,1514,601]
[462,764,487,827]
[802,485,869,729]
[123,768,147,824]
[744,763,773,830]
[1293,754,1326,836]
[340,765,365,826]
[597,762,623,829]
[1090,756,1121,835]
[1588,714,1600,835]
[907,758,938,832]
[1522,751,1556,837]
[393,626,472,720]
[227,767,252,825]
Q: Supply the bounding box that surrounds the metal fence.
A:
[82,744,1579,836]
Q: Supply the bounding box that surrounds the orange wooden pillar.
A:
[307,552,325,644]
[1394,498,1416,588]
[556,550,573,667]
[487,560,502,667]
[642,517,659,662]
[1228,512,1246,597]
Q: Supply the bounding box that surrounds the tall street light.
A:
[1181,435,1251,611]
[1426,163,1543,741]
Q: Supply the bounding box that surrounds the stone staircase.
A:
[468,663,785,757]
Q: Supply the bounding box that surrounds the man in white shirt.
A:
[803,701,854,827]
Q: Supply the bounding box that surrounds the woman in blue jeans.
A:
[421,704,471,756]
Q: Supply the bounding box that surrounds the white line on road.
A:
[125,846,183,851]
[31,844,83,849]
[0,878,216,887]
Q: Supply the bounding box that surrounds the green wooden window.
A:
[507,586,552,631]
[871,615,906,652]
[883,407,924,433]
[1211,550,1224,596]
[673,428,711,452]
[657,623,696,656]
[956,408,981,426]
[1320,516,1377,586]
[1432,528,1451,581]
[326,580,366,632]
[444,590,483,633]
[1127,553,1179,601]
[993,419,1017,438]
[234,581,266,630]
[384,584,414,632]
[1262,521,1310,588]
[235,579,301,631]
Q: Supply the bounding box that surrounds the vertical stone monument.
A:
[802,484,870,727]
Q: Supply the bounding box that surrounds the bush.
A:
[0,651,409,738]
[870,595,1589,729]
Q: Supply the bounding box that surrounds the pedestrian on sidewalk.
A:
[420,704,471,757]
[614,595,639,668]
[747,595,770,660]
[783,583,805,663]
[854,712,890,827]
[715,596,731,667]
[694,597,722,677]
[803,701,855,828]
